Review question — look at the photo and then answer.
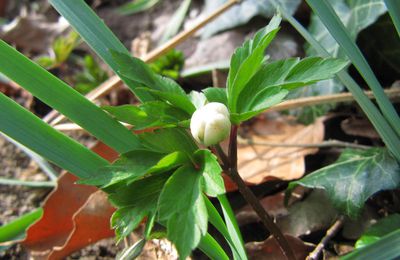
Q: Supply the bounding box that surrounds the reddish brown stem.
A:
[227,125,296,260]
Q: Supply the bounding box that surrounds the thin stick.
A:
[45,0,240,126]
[307,216,345,260]
[227,125,296,260]
[52,88,400,132]
[238,137,371,150]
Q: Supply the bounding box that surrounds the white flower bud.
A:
[190,102,231,146]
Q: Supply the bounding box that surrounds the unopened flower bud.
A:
[190,102,231,146]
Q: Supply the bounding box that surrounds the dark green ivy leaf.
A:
[288,148,400,219]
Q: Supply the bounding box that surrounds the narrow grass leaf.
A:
[306,0,400,137]
[384,0,400,36]
[117,0,160,15]
[0,94,109,179]
[0,41,140,153]
[160,0,191,44]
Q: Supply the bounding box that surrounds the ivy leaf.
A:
[227,15,281,113]
[194,150,225,197]
[103,101,189,130]
[355,214,400,249]
[202,87,228,107]
[139,128,198,156]
[288,148,400,219]
[77,150,164,188]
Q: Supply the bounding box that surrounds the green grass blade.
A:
[218,194,247,260]
[0,41,140,154]
[49,0,131,73]
[341,229,400,260]
[278,7,400,161]
[0,178,55,188]
[306,0,400,138]
[0,93,109,179]
[117,0,160,15]
[0,208,43,243]
[198,232,230,260]
[205,196,246,259]
[159,0,191,44]
[384,0,400,36]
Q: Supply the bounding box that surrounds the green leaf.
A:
[201,0,301,38]
[147,151,190,174]
[188,91,207,109]
[117,0,160,15]
[202,87,228,107]
[116,239,146,260]
[198,233,229,260]
[109,172,170,208]
[167,195,208,259]
[103,102,189,130]
[139,128,198,155]
[110,50,193,108]
[227,15,281,113]
[288,148,400,218]
[0,40,140,154]
[0,94,108,179]
[341,228,400,260]
[158,165,202,220]
[111,207,149,243]
[355,214,400,248]
[53,30,80,64]
[78,150,164,187]
[194,150,225,197]
[385,0,400,36]
[0,208,43,243]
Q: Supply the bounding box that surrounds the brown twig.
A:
[51,89,400,132]
[227,125,296,260]
[238,137,371,150]
[45,0,240,126]
[307,216,345,260]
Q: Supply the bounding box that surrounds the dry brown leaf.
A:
[341,117,380,139]
[246,235,314,260]
[237,116,325,184]
[48,191,115,259]
[22,142,119,259]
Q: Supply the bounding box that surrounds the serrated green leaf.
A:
[202,87,228,107]
[147,151,190,174]
[103,102,189,130]
[111,207,149,243]
[288,148,400,218]
[158,165,202,220]
[139,128,198,155]
[194,150,225,197]
[355,214,400,248]
[78,150,164,187]
[110,50,191,105]
[227,15,281,112]
[109,172,170,208]
[167,193,208,259]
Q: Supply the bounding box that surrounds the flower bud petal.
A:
[190,102,231,146]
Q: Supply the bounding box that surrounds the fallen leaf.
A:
[341,117,380,139]
[22,142,118,259]
[237,116,325,184]
[48,191,115,259]
[245,235,314,260]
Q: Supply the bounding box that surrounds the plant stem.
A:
[227,125,296,260]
